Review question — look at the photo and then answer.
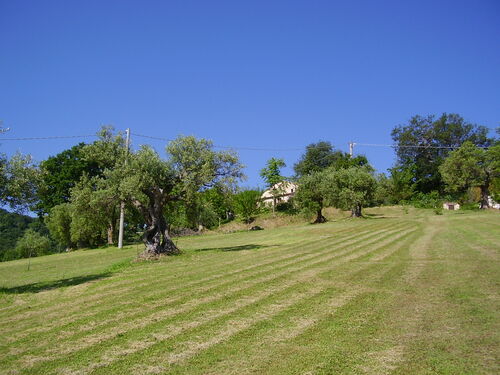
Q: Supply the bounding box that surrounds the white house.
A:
[443,202,460,210]
[261,181,298,207]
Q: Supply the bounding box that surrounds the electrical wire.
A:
[131,132,303,151]
[0,131,492,151]
[0,135,97,141]
[354,143,490,149]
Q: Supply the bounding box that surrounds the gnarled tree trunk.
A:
[351,204,362,217]
[133,192,180,258]
[313,208,327,223]
[479,185,490,209]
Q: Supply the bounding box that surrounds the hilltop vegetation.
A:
[0,115,499,262]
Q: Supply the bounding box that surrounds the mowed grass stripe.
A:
[3,223,410,370]
[0,221,391,346]
[0,220,387,326]
[6,222,412,355]
[54,229,416,375]
[15,225,414,374]
[245,232,426,375]
[89,229,417,375]
[450,224,500,260]
[150,238,417,375]
[0,221,400,346]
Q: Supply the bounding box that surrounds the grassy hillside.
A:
[0,208,498,374]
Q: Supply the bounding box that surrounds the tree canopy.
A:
[439,142,500,208]
[294,141,370,178]
[37,143,99,215]
[294,170,330,223]
[0,153,39,212]
[391,113,491,193]
[114,136,243,256]
[329,166,377,217]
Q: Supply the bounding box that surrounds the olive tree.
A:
[294,170,330,223]
[329,167,377,217]
[0,152,39,211]
[117,136,243,256]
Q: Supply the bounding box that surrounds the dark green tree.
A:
[294,141,370,178]
[36,143,99,215]
[391,113,491,194]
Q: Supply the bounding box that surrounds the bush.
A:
[14,229,52,259]
[233,190,261,224]
[275,200,298,214]
[460,202,481,211]
[409,191,442,209]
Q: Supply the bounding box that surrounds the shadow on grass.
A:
[195,244,269,252]
[362,213,389,219]
[0,272,112,294]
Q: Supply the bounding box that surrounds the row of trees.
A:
[0,114,498,261]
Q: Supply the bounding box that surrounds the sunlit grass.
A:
[0,208,498,374]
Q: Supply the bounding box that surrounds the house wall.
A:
[261,181,298,206]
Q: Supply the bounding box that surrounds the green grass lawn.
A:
[0,207,498,374]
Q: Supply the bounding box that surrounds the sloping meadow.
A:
[0,208,498,374]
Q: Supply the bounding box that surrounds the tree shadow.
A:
[0,272,112,294]
[362,213,389,219]
[195,244,270,252]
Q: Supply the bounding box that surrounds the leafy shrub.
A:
[409,191,442,209]
[233,190,261,224]
[14,229,52,259]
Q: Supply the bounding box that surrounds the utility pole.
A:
[348,141,356,157]
[118,128,130,249]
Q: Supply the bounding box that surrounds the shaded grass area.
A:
[0,208,498,375]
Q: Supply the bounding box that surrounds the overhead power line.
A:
[0,135,96,141]
[0,131,492,151]
[354,143,490,149]
[131,132,303,151]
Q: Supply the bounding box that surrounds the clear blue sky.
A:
[1,0,499,188]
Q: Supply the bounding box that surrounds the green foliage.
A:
[329,167,377,217]
[45,203,73,249]
[0,152,39,211]
[233,190,261,224]
[186,186,234,229]
[294,141,370,177]
[388,165,416,203]
[439,142,499,208]
[408,191,442,209]
[81,126,127,174]
[112,135,244,254]
[12,229,51,260]
[391,113,491,194]
[260,157,286,188]
[69,176,115,247]
[295,170,331,222]
[37,143,99,215]
[0,208,34,260]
